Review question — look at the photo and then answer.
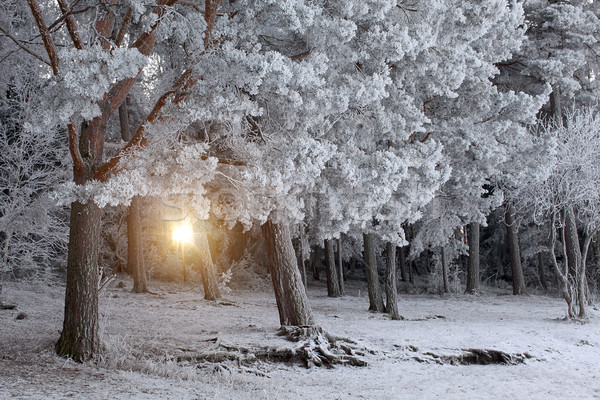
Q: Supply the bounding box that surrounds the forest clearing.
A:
[1,277,599,400]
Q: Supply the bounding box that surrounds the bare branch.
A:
[0,25,51,66]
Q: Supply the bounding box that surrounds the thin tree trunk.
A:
[363,233,384,312]
[262,217,314,326]
[337,238,344,296]
[385,242,400,319]
[505,202,526,295]
[55,200,102,361]
[324,239,341,297]
[441,246,449,293]
[465,222,480,294]
[194,221,221,300]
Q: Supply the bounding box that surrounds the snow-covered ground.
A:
[1,276,599,400]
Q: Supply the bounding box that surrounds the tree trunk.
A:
[441,246,449,294]
[311,246,321,281]
[128,196,147,293]
[293,237,307,290]
[398,245,407,282]
[55,200,102,361]
[385,242,400,319]
[465,222,480,294]
[262,217,314,326]
[363,233,384,312]
[337,238,344,296]
[194,221,221,301]
[324,239,341,297]
[538,252,548,291]
[119,98,147,293]
[505,202,526,295]
[564,207,586,318]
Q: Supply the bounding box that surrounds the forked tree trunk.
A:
[465,222,480,294]
[262,218,314,326]
[324,239,341,297]
[385,242,400,319]
[441,246,449,293]
[55,200,102,361]
[505,202,526,295]
[120,99,148,293]
[194,221,221,301]
[363,233,384,312]
[337,238,344,295]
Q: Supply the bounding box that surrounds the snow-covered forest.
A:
[1,0,600,398]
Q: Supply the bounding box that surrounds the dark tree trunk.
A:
[55,200,102,361]
[324,239,341,297]
[194,221,221,301]
[465,222,480,294]
[337,238,344,295]
[441,246,449,293]
[310,246,322,281]
[363,233,384,312]
[505,202,526,295]
[385,242,400,319]
[262,218,314,326]
[398,245,407,282]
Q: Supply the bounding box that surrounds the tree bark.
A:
[363,233,384,312]
[337,238,344,296]
[194,221,221,300]
[385,242,400,319]
[55,200,102,361]
[465,222,480,294]
[324,239,341,297]
[505,202,526,295]
[262,218,314,326]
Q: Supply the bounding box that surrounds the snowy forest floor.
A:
[1,276,600,400]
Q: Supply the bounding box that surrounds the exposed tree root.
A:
[403,346,532,365]
[176,326,368,369]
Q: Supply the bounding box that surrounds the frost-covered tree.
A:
[518,108,600,318]
[405,1,546,287]
[0,76,69,300]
